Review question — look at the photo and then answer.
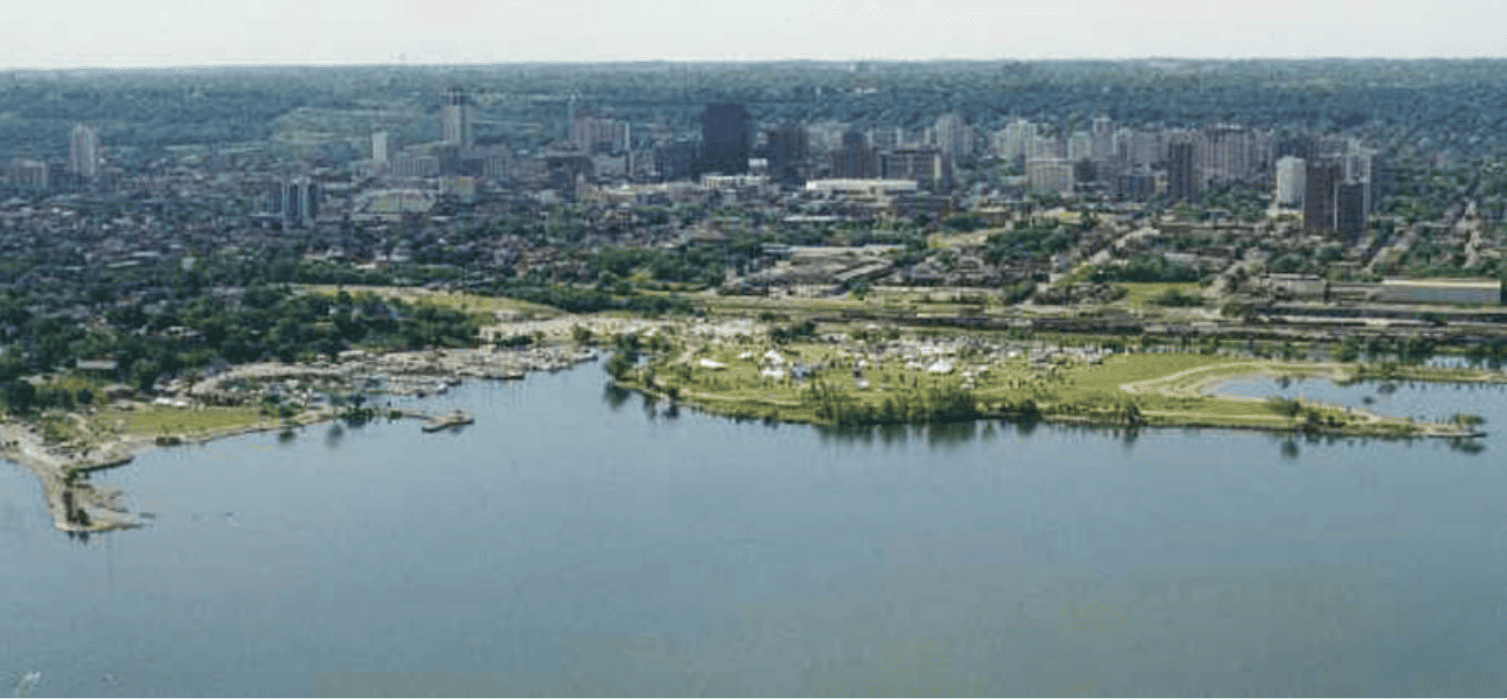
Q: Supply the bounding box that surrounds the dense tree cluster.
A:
[1089,255,1201,283]
[981,220,1075,264]
[805,378,980,426]
[0,284,479,413]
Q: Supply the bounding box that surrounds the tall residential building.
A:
[829,132,880,179]
[69,123,100,179]
[570,116,631,154]
[1067,131,1092,161]
[1166,138,1198,203]
[544,153,593,201]
[989,128,1013,160]
[699,103,750,175]
[1275,156,1305,207]
[655,140,698,181]
[882,146,949,190]
[1344,146,1373,212]
[266,176,321,228]
[1091,116,1115,164]
[1303,160,1342,233]
[1302,138,1373,238]
[285,177,320,228]
[1198,125,1249,186]
[1337,183,1368,242]
[466,144,512,182]
[439,85,472,148]
[933,112,974,163]
[994,119,1037,161]
[372,131,388,164]
[1026,158,1075,196]
[1123,128,1163,169]
[765,124,809,186]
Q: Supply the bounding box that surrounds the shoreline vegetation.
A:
[4,289,1502,535]
[603,323,1501,441]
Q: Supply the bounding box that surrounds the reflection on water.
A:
[876,422,908,446]
[325,422,344,449]
[1120,425,1140,450]
[926,420,977,447]
[602,383,631,410]
[813,420,981,449]
[1449,438,1486,454]
[813,422,876,445]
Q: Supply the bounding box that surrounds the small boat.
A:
[1377,382,1398,395]
[422,409,474,432]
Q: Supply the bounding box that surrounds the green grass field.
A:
[622,340,1435,436]
[1114,282,1206,307]
[116,406,274,437]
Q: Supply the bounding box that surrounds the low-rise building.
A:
[1377,278,1501,305]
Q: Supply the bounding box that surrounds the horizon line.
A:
[7,55,1507,72]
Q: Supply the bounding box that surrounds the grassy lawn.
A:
[1067,353,1237,390]
[114,406,274,438]
[1115,282,1205,307]
[623,340,1435,435]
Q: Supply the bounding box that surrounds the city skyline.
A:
[5,0,1507,70]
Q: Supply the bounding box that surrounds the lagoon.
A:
[4,362,1507,696]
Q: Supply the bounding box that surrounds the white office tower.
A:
[933,112,973,162]
[69,123,100,179]
[1276,156,1305,207]
[1068,131,1092,161]
[439,85,472,147]
[996,119,1037,160]
[372,131,389,163]
[1026,158,1075,195]
[1091,116,1115,163]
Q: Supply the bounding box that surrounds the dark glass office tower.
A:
[700,103,750,176]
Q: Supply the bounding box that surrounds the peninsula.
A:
[600,319,1500,438]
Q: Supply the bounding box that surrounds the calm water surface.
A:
[3,362,1507,696]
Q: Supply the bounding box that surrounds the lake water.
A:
[4,362,1507,696]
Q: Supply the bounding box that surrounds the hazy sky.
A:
[6,0,1507,69]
